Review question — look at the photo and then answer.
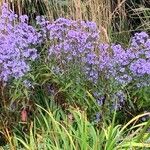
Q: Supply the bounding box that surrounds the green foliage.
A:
[128,86,150,113]
[1,106,150,150]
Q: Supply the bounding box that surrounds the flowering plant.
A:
[0,3,150,122]
[36,16,150,89]
[0,3,39,83]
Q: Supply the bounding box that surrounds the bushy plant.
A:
[0,3,39,84]
[35,15,150,116]
[0,3,150,149]
[35,16,150,88]
[0,1,149,132]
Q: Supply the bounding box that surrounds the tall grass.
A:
[1,105,150,149]
[1,0,149,44]
[0,0,127,43]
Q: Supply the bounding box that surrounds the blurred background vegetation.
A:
[0,0,149,44]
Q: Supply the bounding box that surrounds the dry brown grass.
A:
[0,0,149,43]
[0,0,126,43]
[43,0,127,43]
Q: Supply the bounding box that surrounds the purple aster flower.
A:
[0,3,39,83]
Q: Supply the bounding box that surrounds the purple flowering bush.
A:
[33,15,150,121]
[1,3,150,148]
[39,17,150,90]
[36,17,100,77]
[0,3,150,125]
[0,3,39,84]
[110,32,150,87]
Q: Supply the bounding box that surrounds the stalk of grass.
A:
[1,0,149,44]
[117,112,150,149]
[2,104,149,150]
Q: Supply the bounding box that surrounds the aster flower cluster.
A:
[85,31,150,87]
[34,14,150,89]
[83,32,150,87]
[0,3,39,83]
[110,32,150,87]
[36,17,100,76]
[1,3,150,90]
[47,18,99,57]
